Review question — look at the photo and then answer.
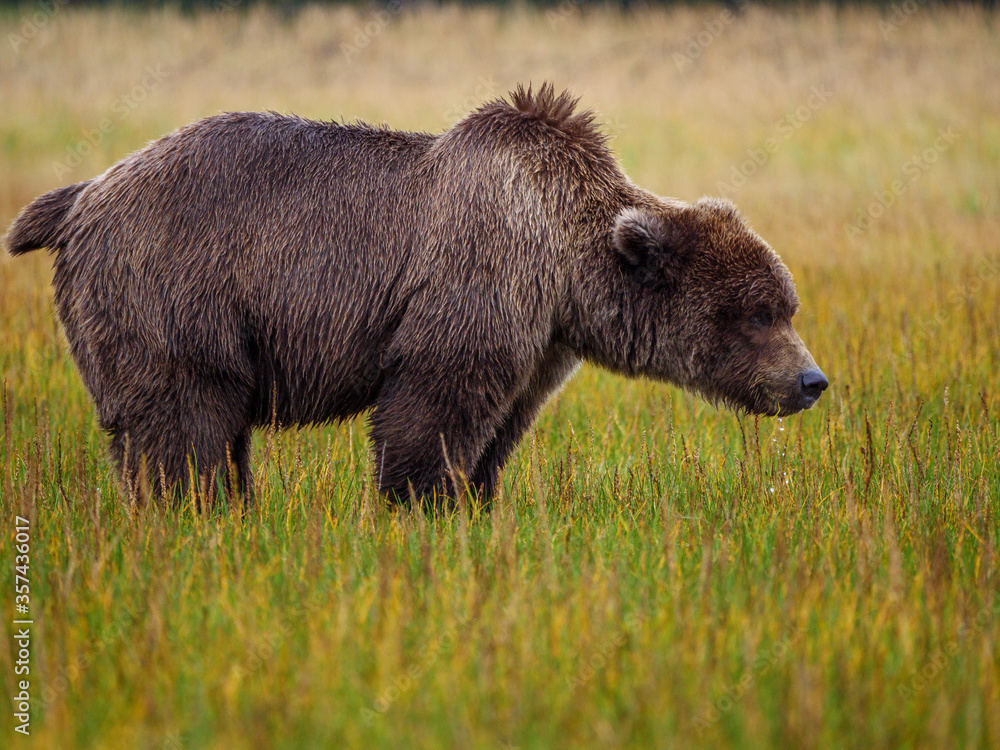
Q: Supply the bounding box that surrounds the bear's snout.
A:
[751,326,828,417]
[798,368,829,408]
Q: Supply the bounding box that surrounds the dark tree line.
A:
[0,0,996,10]
[0,0,997,9]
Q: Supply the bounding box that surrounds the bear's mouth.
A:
[765,386,823,417]
[712,381,815,417]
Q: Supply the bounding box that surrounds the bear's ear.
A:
[612,207,685,279]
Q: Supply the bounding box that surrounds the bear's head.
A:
[613,197,827,416]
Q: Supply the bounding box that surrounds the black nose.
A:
[799,369,829,399]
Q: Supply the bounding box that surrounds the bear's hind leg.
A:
[102,372,253,508]
[226,429,254,509]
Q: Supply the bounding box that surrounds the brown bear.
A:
[5,83,827,506]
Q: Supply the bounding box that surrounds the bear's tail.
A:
[5,181,90,256]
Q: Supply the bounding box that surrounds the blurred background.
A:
[2,0,997,395]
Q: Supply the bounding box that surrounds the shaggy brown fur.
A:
[5,83,827,506]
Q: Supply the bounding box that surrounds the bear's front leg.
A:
[369,372,512,507]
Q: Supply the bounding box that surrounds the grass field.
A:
[1,2,999,748]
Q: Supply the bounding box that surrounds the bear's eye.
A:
[750,311,774,328]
